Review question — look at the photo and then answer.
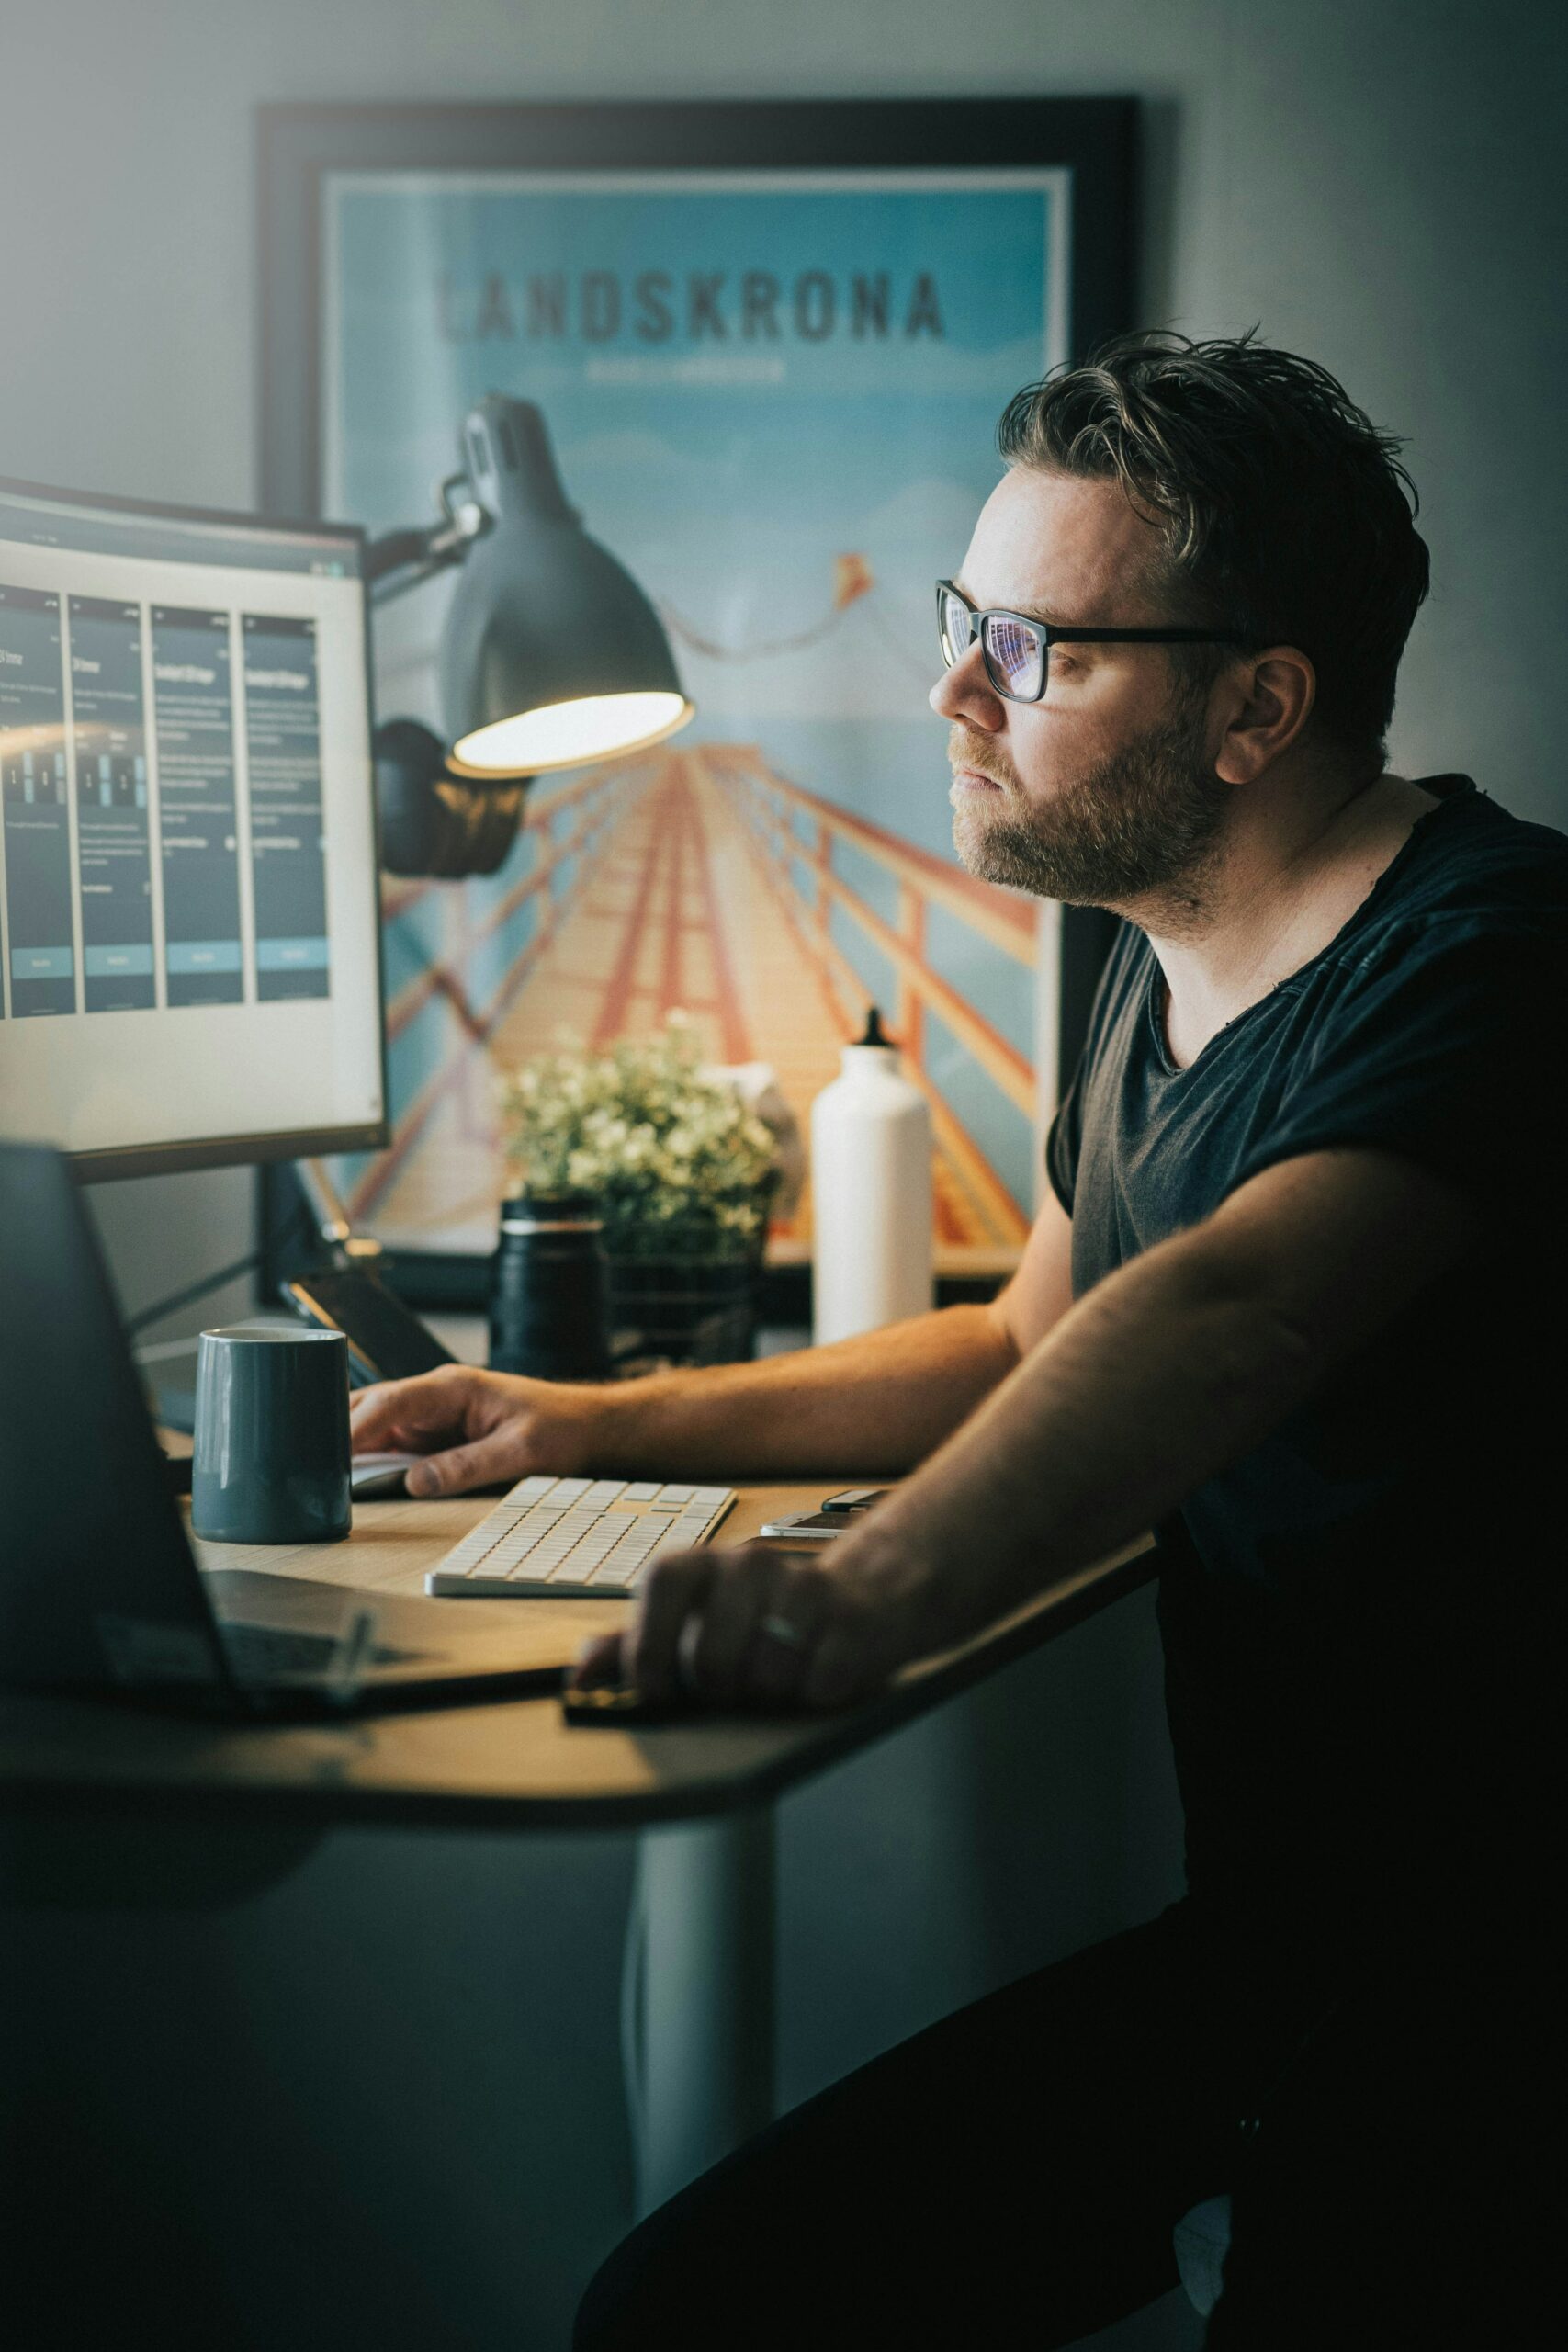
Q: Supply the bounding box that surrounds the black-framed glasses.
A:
[936,580,1245,705]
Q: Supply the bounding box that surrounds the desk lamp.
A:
[276,397,696,1286]
[366,394,694,876]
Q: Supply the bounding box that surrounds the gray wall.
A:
[4,5,1562,2346]
[6,0,1563,1320]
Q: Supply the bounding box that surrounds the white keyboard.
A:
[423,1476,736,1599]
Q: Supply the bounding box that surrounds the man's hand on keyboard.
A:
[348,1367,602,1497]
[571,1515,964,1713]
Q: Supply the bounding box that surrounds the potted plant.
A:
[497,1015,781,1364]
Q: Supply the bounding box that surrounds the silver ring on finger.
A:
[675,1616,705,1692]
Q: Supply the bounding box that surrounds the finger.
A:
[347,1379,391,1432]
[349,1367,476,1453]
[743,1552,835,1704]
[403,1427,523,1498]
[570,1633,627,1690]
[687,1544,777,1703]
[798,1613,888,1712]
[628,1549,719,1702]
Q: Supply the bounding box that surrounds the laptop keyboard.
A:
[424,1476,736,1598]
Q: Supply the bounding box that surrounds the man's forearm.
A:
[603,1149,1474,1709]
[863,1234,1318,1629]
[590,1302,1017,1479]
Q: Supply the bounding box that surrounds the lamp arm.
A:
[365,472,490,605]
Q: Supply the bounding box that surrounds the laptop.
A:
[0,1142,574,1718]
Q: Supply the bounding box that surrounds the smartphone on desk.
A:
[280,1267,457,1387]
[758,1489,890,1539]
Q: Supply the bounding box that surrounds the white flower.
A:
[498,1014,778,1259]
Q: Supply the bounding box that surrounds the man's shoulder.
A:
[1393,777,1568,918]
[1343,779,1568,970]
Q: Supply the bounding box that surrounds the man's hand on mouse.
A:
[348,1365,602,1496]
[570,1517,973,1713]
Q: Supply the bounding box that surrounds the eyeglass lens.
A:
[940,588,975,661]
[984,615,1045,699]
[940,589,1045,700]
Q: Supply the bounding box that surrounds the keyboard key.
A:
[426,1484,737,1598]
[503,1475,558,1505]
[489,1532,548,1566]
[440,1532,510,1573]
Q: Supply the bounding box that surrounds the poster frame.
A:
[255,96,1137,1313]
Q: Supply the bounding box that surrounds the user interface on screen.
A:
[0,481,384,1173]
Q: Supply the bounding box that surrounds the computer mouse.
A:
[350,1452,424,1499]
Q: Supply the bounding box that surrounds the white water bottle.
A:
[810,1008,934,1346]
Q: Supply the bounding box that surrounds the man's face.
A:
[929,467,1230,908]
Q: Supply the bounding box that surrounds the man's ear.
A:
[1213,647,1316,785]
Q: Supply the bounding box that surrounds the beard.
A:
[948,707,1230,910]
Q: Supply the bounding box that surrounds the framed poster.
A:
[259,101,1134,1302]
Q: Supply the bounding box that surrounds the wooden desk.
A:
[0,1483,1155,2211]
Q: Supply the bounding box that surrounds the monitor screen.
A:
[0,477,386,1178]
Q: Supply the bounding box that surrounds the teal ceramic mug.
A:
[192,1325,352,1544]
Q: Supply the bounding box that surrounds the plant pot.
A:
[607,1253,760,1367]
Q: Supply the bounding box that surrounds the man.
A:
[353,334,1564,2344]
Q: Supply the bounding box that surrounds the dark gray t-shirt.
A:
[1047,776,1568,1953]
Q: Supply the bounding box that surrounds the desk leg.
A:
[629,1806,775,2217]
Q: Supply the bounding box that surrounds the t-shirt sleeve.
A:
[1232,914,1568,1214]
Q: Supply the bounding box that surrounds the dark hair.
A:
[997,330,1429,762]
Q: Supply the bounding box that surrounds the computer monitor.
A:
[0,476,386,1179]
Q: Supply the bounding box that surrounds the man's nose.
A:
[930,642,1006,733]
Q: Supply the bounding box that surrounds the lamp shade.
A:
[440,397,693,776]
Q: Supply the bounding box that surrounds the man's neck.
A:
[1119,761,1439,1069]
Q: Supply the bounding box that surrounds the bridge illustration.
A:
[338,743,1042,1268]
